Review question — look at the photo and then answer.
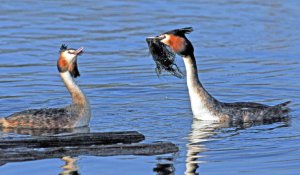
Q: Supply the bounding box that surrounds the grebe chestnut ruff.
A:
[148,27,290,124]
[0,44,91,129]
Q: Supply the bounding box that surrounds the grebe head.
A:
[157,27,194,57]
[57,44,83,78]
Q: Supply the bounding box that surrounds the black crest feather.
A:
[60,44,68,52]
[146,37,184,78]
[164,27,193,36]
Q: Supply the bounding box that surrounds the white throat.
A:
[60,71,89,107]
[183,55,219,121]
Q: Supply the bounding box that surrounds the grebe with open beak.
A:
[0,44,91,129]
[149,27,290,124]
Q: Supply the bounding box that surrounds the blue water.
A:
[0,0,300,174]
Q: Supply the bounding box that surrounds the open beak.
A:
[75,47,84,55]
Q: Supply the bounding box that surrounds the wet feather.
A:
[146,37,184,78]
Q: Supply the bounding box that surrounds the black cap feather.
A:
[60,44,68,52]
[164,27,193,37]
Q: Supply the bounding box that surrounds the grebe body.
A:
[153,27,290,123]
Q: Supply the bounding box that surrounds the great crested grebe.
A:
[149,27,290,124]
[0,44,91,129]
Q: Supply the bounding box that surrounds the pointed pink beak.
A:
[75,47,84,55]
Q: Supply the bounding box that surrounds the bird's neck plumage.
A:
[182,53,219,120]
[183,54,201,88]
[60,71,89,108]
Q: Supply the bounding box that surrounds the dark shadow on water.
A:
[185,118,290,175]
[0,126,177,175]
[0,126,90,171]
[153,163,175,175]
[153,156,176,175]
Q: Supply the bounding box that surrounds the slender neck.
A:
[183,54,202,88]
[60,71,89,107]
[182,53,219,116]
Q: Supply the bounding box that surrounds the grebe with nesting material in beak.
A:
[0,44,91,129]
[147,27,290,124]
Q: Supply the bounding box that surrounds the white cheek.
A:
[161,35,170,45]
[62,52,75,62]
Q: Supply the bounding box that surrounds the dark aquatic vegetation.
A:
[146,37,184,78]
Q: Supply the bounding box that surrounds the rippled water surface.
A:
[1,0,300,174]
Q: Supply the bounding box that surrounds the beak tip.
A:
[75,47,84,55]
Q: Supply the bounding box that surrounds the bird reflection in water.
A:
[60,156,79,175]
[185,120,225,175]
[185,119,290,175]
